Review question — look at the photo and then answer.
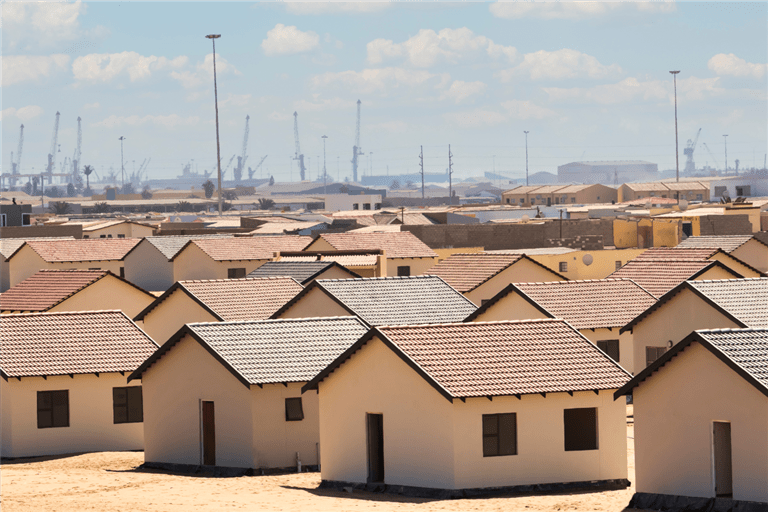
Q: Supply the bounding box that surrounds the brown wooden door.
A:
[202,401,215,466]
[713,422,732,497]
[366,413,384,483]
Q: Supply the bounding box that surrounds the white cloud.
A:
[489,1,675,20]
[543,76,722,105]
[294,97,357,112]
[219,94,252,109]
[2,1,98,51]
[262,24,320,56]
[2,54,70,86]
[269,111,292,122]
[440,80,487,104]
[501,100,556,120]
[497,49,622,81]
[367,28,517,68]
[170,54,240,89]
[84,102,100,109]
[443,109,508,128]
[283,2,390,15]
[1,105,44,122]
[311,67,440,95]
[73,52,187,83]
[92,114,200,129]
[708,53,767,79]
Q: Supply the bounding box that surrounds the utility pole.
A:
[670,70,680,183]
[448,144,453,203]
[419,145,425,199]
[322,135,328,195]
[206,33,223,216]
[524,131,529,186]
[723,134,729,175]
[118,136,126,190]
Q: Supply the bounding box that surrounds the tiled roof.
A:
[0,237,75,260]
[633,247,719,261]
[185,235,313,261]
[622,182,670,191]
[608,259,738,298]
[312,232,437,258]
[307,319,630,399]
[135,277,303,322]
[688,278,768,328]
[144,234,234,260]
[130,316,369,386]
[1,269,109,312]
[677,235,759,253]
[279,254,379,267]
[0,311,158,378]
[274,276,477,326]
[511,279,658,329]
[246,261,358,284]
[19,238,141,262]
[426,253,526,292]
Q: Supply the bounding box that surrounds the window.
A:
[117,234,126,238]
[0,214,6,227]
[571,197,576,203]
[646,346,667,367]
[559,261,568,272]
[736,186,750,196]
[714,186,727,198]
[113,386,143,424]
[352,203,359,210]
[483,413,517,457]
[100,234,106,238]
[597,340,620,362]
[564,407,598,451]
[615,260,622,271]
[37,390,69,429]
[285,397,304,421]
[22,213,31,226]
[530,199,535,205]
[83,235,90,239]
[228,268,246,279]
[363,203,371,210]
[397,266,410,277]
[375,203,382,210]
[696,194,703,201]
[519,198,524,204]
[119,267,125,278]
[506,198,510,204]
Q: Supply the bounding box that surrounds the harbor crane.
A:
[235,115,249,182]
[11,124,24,187]
[351,99,363,183]
[683,128,701,174]
[249,154,268,179]
[222,154,236,180]
[46,112,61,184]
[72,117,82,183]
[293,112,307,181]
[702,142,720,171]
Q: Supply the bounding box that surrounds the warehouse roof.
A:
[305,319,631,401]
[128,316,369,387]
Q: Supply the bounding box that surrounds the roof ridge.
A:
[691,277,768,284]
[188,315,364,328]
[697,327,768,334]
[180,276,300,284]
[318,275,438,282]
[379,318,564,329]
[0,309,125,318]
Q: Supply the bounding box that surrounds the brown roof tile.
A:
[608,259,736,297]
[186,235,313,261]
[633,247,719,261]
[678,235,761,253]
[1,269,109,312]
[426,253,526,292]
[0,310,158,378]
[313,232,437,258]
[20,238,141,262]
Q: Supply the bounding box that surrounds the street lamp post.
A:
[670,70,680,184]
[723,134,729,175]
[118,136,126,191]
[524,131,529,186]
[206,33,223,216]
[322,135,328,195]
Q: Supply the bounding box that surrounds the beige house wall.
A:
[580,329,634,374]
[303,238,336,252]
[124,241,174,292]
[389,257,437,277]
[274,287,351,320]
[529,249,646,280]
[45,275,154,318]
[0,373,144,458]
[629,288,740,375]
[693,265,741,282]
[731,240,768,273]
[138,290,218,344]
[141,334,255,468]
[318,337,457,489]
[464,260,565,306]
[633,342,768,502]
[83,224,154,239]
[311,266,360,283]
[452,391,627,489]
[173,243,268,281]
[468,292,549,323]
[251,382,320,468]
[9,245,126,287]
[708,253,761,278]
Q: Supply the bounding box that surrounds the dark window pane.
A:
[482,415,498,435]
[397,266,410,277]
[597,340,620,362]
[113,387,127,405]
[127,387,143,423]
[498,413,517,456]
[285,397,304,421]
[564,407,598,451]
[113,386,143,424]
[482,435,498,457]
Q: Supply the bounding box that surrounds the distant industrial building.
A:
[558,161,658,184]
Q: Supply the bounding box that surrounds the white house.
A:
[0,310,158,458]
[303,319,632,496]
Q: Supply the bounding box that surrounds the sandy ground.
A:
[1,410,642,512]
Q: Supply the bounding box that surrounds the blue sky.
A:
[2,1,767,184]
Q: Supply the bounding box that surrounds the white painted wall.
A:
[138,289,218,344]
[0,373,144,458]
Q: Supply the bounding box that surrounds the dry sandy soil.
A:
[1,416,643,512]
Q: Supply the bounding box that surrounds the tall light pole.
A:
[118,136,126,190]
[723,134,729,175]
[322,135,328,194]
[524,131,529,186]
[206,33,223,216]
[670,70,680,183]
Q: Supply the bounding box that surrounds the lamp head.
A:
[669,70,680,75]
[205,34,221,39]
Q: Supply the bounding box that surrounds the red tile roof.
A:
[426,253,561,292]
[312,232,437,258]
[1,269,109,312]
[633,247,719,261]
[183,235,313,261]
[19,238,141,262]
[306,319,631,399]
[0,311,158,378]
[608,259,739,297]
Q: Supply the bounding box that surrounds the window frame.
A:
[559,261,568,272]
[646,346,667,367]
[482,413,517,457]
[597,339,620,362]
[0,213,6,227]
[285,397,304,421]
[396,266,411,277]
[113,386,143,424]
[227,268,246,279]
[37,390,69,429]
[22,213,31,226]
[563,407,598,452]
